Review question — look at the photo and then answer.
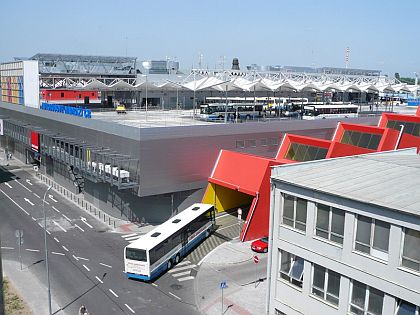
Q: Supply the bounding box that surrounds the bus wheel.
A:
[167,260,172,270]
[175,254,180,264]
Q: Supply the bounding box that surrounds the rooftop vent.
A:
[192,206,200,211]
[151,232,161,237]
[172,219,181,223]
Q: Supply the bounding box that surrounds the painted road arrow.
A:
[25,179,33,186]
[80,217,93,228]
[24,198,34,206]
[48,194,58,203]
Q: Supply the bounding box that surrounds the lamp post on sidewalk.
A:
[43,185,52,315]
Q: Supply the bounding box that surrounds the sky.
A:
[1,0,418,77]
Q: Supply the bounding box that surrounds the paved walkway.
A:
[195,240,267,315]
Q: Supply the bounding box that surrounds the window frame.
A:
[315,203,345,246]
[395,299,420,315]
[281,194,307,233]
[311,264,341,307]
[354,215,390,261]
[349,280,384,315]
[400,227,420,273]
[279,250,304,288]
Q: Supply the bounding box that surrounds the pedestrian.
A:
[79,305,87,315]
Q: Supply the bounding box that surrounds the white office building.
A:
[266,149,420,315]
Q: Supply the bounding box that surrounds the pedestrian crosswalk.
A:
[121,233,141,243]
[169,260,197,282]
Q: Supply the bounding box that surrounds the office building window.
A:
[312,264,341,306]
[401,228,420,272]
[247,139,257,147]
[349,281,384,315]
[261,138,268,146]
[235,140,245,149]
[355,215,390,260]
[282,194,307,232]
[279,250,304,288]
[315,203,345,245]
[395,299,420,315]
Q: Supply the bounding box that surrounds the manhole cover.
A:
[170,284,183,290]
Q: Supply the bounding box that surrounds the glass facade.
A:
[340,130,381,150]
[355,215,390,260]
[284,142,328,162]
[386,120,420,137]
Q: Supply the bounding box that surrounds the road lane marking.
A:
[83,264,90,272]
[95,276,104,284]
[44,200,50,205]
[72,255,79,261]
[121,233,137,238]
[4,182,12,189]
[125,304,135,313]
[0,189,30,215]
[168,292,181,300]
[33,193,40,198]
[176,260,191,266]
[177,276,195,282]
[1,246,14,250]
[52,206,60,213]
[51,252,65,256]
[109,289,118,298]
[53,220,67,232]
[25,249,40,252]
[31,217,37,221]
[80,217,93,228]
[14,180,32,192]
[151,283,158,287]
[99,262,112,268]
[75,224,85,232]
[168,264,196,273]
[54,237,60,243]
[62,246,69,252]
[46,230,51,235]
[62,214,71,222]
[25,179,33,186]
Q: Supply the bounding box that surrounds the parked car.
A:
[251,236,269,253]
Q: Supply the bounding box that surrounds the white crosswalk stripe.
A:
[121,233,138,238]
[170,261,197,282]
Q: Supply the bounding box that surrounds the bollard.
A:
[113,221,116,228]
[108,217,111,225]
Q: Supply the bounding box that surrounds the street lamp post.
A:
[142,61,152,121]
[43,185,52,315]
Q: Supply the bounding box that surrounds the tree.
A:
[395,72,400,80]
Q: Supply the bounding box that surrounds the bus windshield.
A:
[126,248,147,262]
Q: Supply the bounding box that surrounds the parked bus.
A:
[124,203,215,281]
[302,104,359,119]
[199,103,262,121]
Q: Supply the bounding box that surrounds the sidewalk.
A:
[195,239,267,315]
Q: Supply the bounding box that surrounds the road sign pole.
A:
[253,255,259,288]
[19,235,22,270]
[221,286,223,315]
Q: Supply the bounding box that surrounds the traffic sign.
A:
[15,230,23,238]
[220,281,228,289]
[253,255,259,264]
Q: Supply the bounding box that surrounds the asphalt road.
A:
[0,164,245,315]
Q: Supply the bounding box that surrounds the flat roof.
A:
[271,149,420,217]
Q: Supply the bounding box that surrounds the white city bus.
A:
[199,103,262,121]
[124,203,215,281]
[303,104,359,119]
